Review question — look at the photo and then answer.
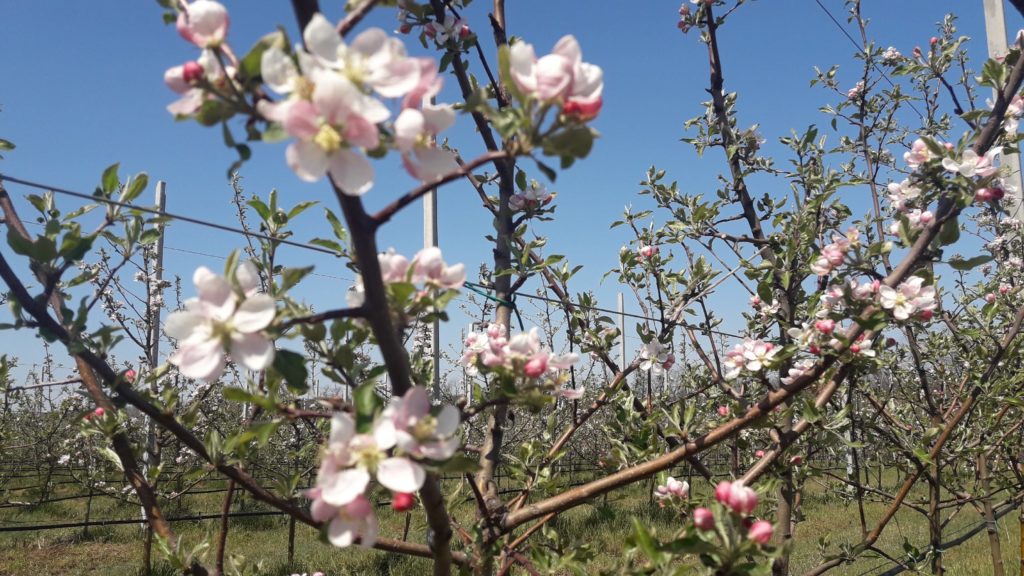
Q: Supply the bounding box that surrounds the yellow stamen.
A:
[314,124,343,153]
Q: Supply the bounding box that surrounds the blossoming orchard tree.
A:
[2,0,1024,574]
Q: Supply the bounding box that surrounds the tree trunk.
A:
[978,453,1005,576]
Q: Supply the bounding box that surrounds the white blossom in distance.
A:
[879,276,937,321]
[165,263,275,381]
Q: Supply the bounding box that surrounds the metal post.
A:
[983,0,1024,224]
[424,187,440,399]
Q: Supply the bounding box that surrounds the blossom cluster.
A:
[810,227,860,277]
[166,262,275,382]
[639,339,675,375]
[722,339,778,381]
[348,247,466,308]
[459,325,580,395]
[703,480,773,545]
[309,386,460,548]
[510,181,554,212]
[654,476,689,504]
[164,1,236,117]
[258,13,457,192]
[508,35,604,119]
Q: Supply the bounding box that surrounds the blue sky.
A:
[0,1,1020,383]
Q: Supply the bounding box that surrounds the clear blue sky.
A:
[0,1,1020,382]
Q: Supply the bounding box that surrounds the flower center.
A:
[314,124,343,153]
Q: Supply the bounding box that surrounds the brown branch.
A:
[337,0,381,36]
[371,149,511,228]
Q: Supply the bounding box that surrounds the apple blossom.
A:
[314,412,425,512]
[715,480,758,515]
[377,386,461,460]
[748,520,773,545]
[886,179,921,212]
[637,244,659,260]
[717,405,730,417]
[654,477,689,501]
[165,263,276,381]
[814,319,835,334]
[424,14,471,45]
[304,15,424,98]
[846,80,865,100]
[510,182,554,211]
[177,0,229,49]
[639,340,673,375]
[754,449,766,458]
[693,507,715,530]
[165,49,234,117]
[975,187,1005,203]
[379,249,411,283]
[941,147,1002,178]
[460,324,578,381]
[904,138,933,169]
[509,35,604,119]
[393,104,459,181]
[410,247,466,289]
[879,276,936,321]
[985,293,997,304]
[882,46,902,63]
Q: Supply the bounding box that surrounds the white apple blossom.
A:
[509,35,604,119]
[941,147,1002,178]
[176,0,229,49]
[393,104,458,181]
[510,182,554,211]
[879,276,937,321]
[639,340,671,375]
[165,263,275,381]
[886,179,921,212]
[304,15,423,98]
[424,14,470,45]
[904,138,933,169]
[410,247,465,289]
[654,477,689,501]
[781,359,816,386]
[377,386,460,460]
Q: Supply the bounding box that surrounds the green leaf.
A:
[353,381,383,433]
[102,163,120,195]
[139,229,161,246]
[542,125,595,160]
[324,208,347,241]
[222,386,255,403]
[947,254,992,271]
[247,198,271,222]
[7,228,34,256]
[534,159,557,182]
[123,173,149,203]
[272,349,308,395]
[0,138,15,151]
[630,518,663,563]
[937,215,960,246]
[287,200,318,220]
[279,266,314,292]
[194,100,234,126]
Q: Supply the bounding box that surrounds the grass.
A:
[0,467,1021,575]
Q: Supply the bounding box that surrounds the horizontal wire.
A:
[1,172,742,338]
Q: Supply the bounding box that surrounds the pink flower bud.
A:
[814,319,835,334]
[392,492,416,512]
[930,36,939,46]
[1000,284,1011,295]
[717,405,730,417]
[714,481,732,505]
[913,46,923,59]
[459,25,471,39]
[985,293,997,304]
[918,309,934,321]
[182,61,204,84]
[94,407,105,417]
[523,355,548,378]
[726,481,758,514]
[125,369,137,383]
[943,142,954,151]
[399,23,413,34]
[424,23,437,38]
[755,449,766,458]
[748,520,774,544]
[693,507,715,530]
[789,455,803,465]
[885,338,897,348]
[973,186,994,202]
[809,344,821,355]
[849,344,861,353]
[638,245,658,259]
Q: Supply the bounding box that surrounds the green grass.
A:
[1,469,1020,575]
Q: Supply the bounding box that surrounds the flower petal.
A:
[376,457,425,493]
[261,46,298,94]
[164,310,204,340]
[229,332,275,371]
[170,338,226,381]
[304,13,342,66]
[233,294,276,333]
[328,148,374,196]
[321,467,370,506]
[286,140,329,182]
